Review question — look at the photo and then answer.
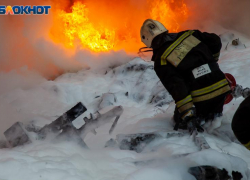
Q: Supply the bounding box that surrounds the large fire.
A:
[54,2,115,52]
[150,0,188,32]
[50,0,189,53]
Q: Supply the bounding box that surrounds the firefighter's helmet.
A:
[140,19,168,48]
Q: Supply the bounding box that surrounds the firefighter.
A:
[140,19,231,133]
[231,86,250,150]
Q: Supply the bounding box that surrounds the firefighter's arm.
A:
[154,64,194,119]
[194,30,222,61]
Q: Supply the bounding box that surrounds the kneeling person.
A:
[140,19,231,133]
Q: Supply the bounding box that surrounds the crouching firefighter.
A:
[140,19,232,134]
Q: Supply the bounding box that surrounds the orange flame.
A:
[57,2,115,52]
[50,0,189,53]
[150,0,188,32]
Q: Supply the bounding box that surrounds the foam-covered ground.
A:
[0,32,250,180]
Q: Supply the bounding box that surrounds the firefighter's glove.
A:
[232,84,243,98]
[186,117,204,134]
[232,84,250,98]
[181,108,204,134]
[180,107,196,121]
[242,88,250,98]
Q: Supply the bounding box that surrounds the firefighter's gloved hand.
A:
[180,107,204,134]
[242,88,250,98]
[186,117,204,134]
[232,84,243,98]
[232,84,250,98]
[180,107,196,120]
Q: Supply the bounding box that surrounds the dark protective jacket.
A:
[232,96,250,149]
[151,30,231,117]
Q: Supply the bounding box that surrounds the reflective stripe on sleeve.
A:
[191,79,229,97]
[193,85,231,102]
[176,95,192,108]
[178,101,194,113]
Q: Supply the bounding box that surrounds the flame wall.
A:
[50,0,189,52]
[1,0,250,79]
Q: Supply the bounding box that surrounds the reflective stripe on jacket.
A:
[152,30,230,113]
